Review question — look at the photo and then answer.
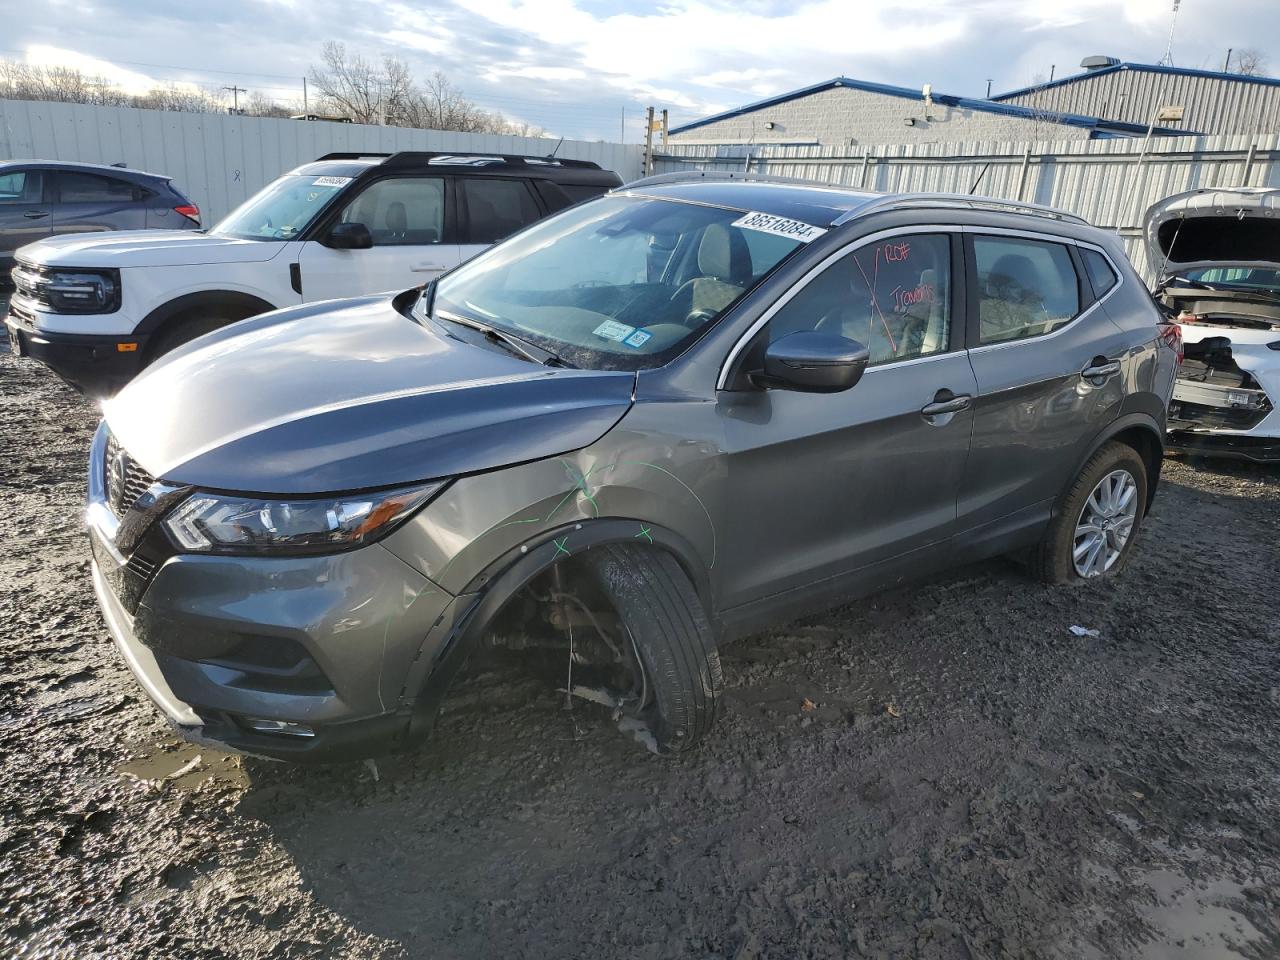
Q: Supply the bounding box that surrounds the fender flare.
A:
[399,518,712,740]
[1061,412,1166,513]
[135,290,278,339]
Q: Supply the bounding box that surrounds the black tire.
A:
[580,544,722,754]
[1030,441,1148,585]
[146,313,236,364]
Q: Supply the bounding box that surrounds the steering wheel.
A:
[685,307,719,328]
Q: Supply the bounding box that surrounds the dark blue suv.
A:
[0,160,199,278]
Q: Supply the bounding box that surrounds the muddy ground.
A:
[1,343,1278,960]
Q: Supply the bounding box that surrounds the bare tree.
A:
[307,41,395,123]
[1234,48,1270,77]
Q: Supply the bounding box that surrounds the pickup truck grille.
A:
[104,433,158,518]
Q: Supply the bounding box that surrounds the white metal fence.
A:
[654,134,1280,279]
[0,99,645,224]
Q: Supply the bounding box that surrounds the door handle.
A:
[24,211,48,220]
[921,392,972,417]
[1081,359,1121,380]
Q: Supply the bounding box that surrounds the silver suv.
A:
[85,176,1180,762]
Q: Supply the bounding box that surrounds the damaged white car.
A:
[1148,187,1280,462]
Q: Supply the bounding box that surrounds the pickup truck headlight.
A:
[163,483,443,555]
[13,264,121,314]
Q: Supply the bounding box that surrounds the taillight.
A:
[1159,320,1184,363]
[174,204,200,225]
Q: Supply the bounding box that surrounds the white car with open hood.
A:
[1148,187,1280,462]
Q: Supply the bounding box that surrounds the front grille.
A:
[104,432,158,518]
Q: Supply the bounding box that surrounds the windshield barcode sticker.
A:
[592,319,636,342]
[732,211,827,243]
[312,176,352,187]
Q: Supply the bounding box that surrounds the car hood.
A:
[103,296,636,493]
[17,230,287,268]
[1145,187,1280,276]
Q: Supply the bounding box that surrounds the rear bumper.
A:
[6,308,147,396]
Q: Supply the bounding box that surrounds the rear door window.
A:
[972,235,1081,345]
[54,173,137,203]
[459,178,543,244]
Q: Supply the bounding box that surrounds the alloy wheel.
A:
[1073,468,1138,578]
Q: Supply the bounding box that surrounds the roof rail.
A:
[623,169,831,190]
[835,192,1088,225]
[315,152,393,161]
[380,151,602,170]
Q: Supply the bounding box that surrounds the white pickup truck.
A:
[5,151,620,394]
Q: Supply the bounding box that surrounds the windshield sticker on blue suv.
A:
[592,320,636,342]
[731,211,827,242]
[623,329,653,348]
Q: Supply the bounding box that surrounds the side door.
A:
[0,169,51,262]
[49,171,147,236]
[718,229,977,610]
[455,177,547,265]
[957,230,1131,534]
[296,175,458,301]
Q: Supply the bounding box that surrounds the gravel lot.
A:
[2,348,1279,959]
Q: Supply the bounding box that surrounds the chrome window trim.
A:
[716,225,962,390]
[963,227,1126,356]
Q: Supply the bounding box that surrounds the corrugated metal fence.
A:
[0,99,645,224]
[654,134,1280,278]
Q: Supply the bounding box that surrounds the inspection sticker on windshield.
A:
[592,319,636,342]
[732,211,827,242]
[311,176,352,187]
[623,329,652,348]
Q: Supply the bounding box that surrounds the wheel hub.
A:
[1072,468,1138,578]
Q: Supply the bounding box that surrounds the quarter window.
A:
[460,179,542,244]
[767,233,953,365]
[56,173,136,203]
[1081,248,1118,299]
[0,170,42,204]
[973,236,1080,345]
[339,177,445,246]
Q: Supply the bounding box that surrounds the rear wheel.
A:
[1030,441,1148,584]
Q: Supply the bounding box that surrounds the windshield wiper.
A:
[433,309,575,368]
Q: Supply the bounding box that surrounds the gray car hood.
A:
[104,296,636,493]
[19,230,286,268]
[1145,187,1280,277]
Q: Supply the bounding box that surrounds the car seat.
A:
[385,202,408,242]
[672,224,753,318]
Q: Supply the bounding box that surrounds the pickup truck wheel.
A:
[1031,441,1148,584]
[146,313,235,364]
[576,544,722,755]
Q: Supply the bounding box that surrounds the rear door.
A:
[0,169,51,261]
[719,228,976,609]
[956,230,1131,533]
[50,171,147,236]
[455,177,547,265]
[296,174,459,300]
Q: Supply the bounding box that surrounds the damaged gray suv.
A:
[87,175,1179,761]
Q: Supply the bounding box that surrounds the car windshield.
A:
[426,196,810,370]
[210,174,351,241]
[1183,265,1280,293]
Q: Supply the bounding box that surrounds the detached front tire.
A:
[1031,441,1148,584]
[581,544,723,754]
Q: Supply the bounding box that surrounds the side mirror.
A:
[324,221,373,250]
[755,331,870,393]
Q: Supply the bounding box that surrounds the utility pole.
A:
[302,76,308,113]
[643,105,655,175]
[620,106,625,143]
[985,78,993,98]
[223,85,247,114]
[1223,48,1233,72]
[661,109,669,148]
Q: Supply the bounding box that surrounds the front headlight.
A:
[14,265,121,314]
[163,483,443,555]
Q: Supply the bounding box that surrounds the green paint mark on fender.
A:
[552,536,571,558]
[635,525,654,544]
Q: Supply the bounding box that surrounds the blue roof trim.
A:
[994,61,1280,102]
[669,76,1195,137]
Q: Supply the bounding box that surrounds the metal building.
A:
[995,59,1280,137]
[668,76,1192,148]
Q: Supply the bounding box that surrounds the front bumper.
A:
[85,426,464,762]
[6,302,148,396]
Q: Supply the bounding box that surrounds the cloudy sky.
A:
[4,0,1278,141]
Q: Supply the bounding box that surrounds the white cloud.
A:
[23,44,163,95]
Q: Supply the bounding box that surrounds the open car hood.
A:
[103,295,636,493]
[1145,188,1280,278]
